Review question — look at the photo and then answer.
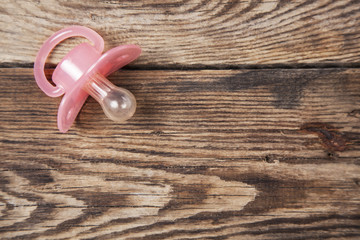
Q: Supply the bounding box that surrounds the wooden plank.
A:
[0,68,359,239]
[1,0,360,67]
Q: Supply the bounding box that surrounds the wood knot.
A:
[263,155,280,164]
[300,122,348,152]
[348,109,360,118]
[264,155,274,163]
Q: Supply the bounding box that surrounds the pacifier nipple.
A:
[84,74,136,122]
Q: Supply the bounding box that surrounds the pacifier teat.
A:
[84,74,136,122]
[34,26,141,132]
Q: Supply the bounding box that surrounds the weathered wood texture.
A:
[1,68,360,239]
[1,0,360,67]
[1,0,360,239]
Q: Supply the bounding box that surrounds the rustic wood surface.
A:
[1,0,360,67]
[1,0,360,239]
[1,68,360,239]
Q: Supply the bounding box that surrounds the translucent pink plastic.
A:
[34,26,141,133]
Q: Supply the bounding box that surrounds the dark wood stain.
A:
[213,172,309,216]
[175,70,332,109]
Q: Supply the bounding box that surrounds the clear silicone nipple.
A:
[84,74,136,122]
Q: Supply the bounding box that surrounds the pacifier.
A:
[34,26,141,133]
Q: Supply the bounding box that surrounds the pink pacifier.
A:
[34,26,141,133]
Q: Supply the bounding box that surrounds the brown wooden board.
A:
[1,68,359,239]
[1,0,360,67]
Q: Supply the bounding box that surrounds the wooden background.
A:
[1,0,360,239]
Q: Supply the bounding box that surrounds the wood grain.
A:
[1,68,359,239]
[1,0,360,67]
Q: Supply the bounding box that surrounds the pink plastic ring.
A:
[34,26,104,97]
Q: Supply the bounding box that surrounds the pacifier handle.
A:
[34,26,105,97]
